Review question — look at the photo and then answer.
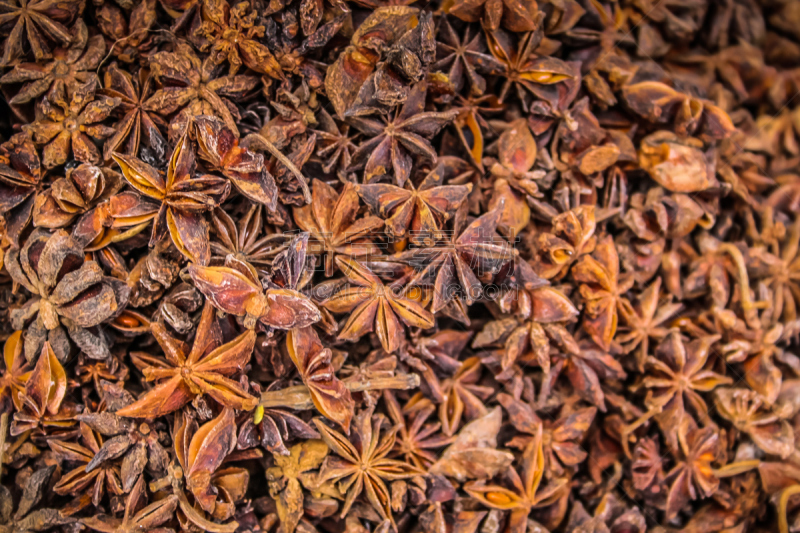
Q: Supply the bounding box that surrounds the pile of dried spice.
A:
[3,0,800,532]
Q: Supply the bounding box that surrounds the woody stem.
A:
[717,243,766,328]
[0,413,7,485]
[259,373,421,409]
[779,484,800,533]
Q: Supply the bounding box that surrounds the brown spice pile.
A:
[1,0,800,532]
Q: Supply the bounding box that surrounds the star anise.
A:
[485,26,578,111]
[32,163,123,230]
[348,81,459,186]
[286,325,354,432]
[322,256,434,354]
[311,108,358,181]
[617,277,684,371]
[356,162,472,246]
[714,387,794,459]
[77,380,170,491]
[116,300,258,418]
[573,234,634,351]
[0,0,82,65]
[314,404,425,524]
[265,439,328,533]
[190,0,281,78]
[0,21,103,105]
[111,123,231,265]
[293,179,383,277]
[664,422,720,519]
[384,390,453,470]
[0,336,27,425]
[0,466,75,532]
[157,407,247,531]
[237,386,319,456]
[531,205,597,280]
[486,118,544,239]
[396,203,514,323]
[145,41,259,142]
[10,341,78,439]
[433,17,503,96]
[25,78,119,169]
[50,422,124,509]
[188,256,321,331]
[436,356,493,436]
[102,63,168,162]
[81,475,178,533]
[499,392,596,477]
[0,133,42,246]
[210,205,288,278]
[464,423,569,533]
[449,94,504,171]
[634,331,732,453]
[6,228,130,361]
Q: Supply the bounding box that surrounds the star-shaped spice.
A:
[573,234,634,350]
[102,62,168,162]
[293,179,383,277]
[0,0,81,65]
[314,405,424,524]
[145,41,260,143]
[348,82,459,186]
[116,301,258,418]
[25,78,119,169]
[356,163,471,246]
[111,124,230,265]
[464,423,569,533]
[323,256,435,354]
[0,21,103,105]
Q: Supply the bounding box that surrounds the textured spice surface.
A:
[0,1,800,532]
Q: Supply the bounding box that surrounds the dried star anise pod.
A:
[190,0,282,78]
[0,331,30,411]
[32,163,123,229]
[7,228,130,360]
[10,341,78,438]
[117,300,257,417]
[573,234,633,350]
[396,203,514,323]
[25,78,119,169]
[322,256,434,354]
[714,387,794,459]
[102,62,168,162]
[433,17,503,96]
[77,380,170,491]
[265,439,328,533]
[356,162,471,246]
[211,205,288,278]
[0,0,82,65]
[49,422,124,510]
[664,421,720,520]
[81,475,178,533]
[348,81,459,187]
[446,0,539,32]
[286,325,354,432]
[293,179,383,277]
[111,123,231,265]
[464,423,569,533]
[314,404,424,524]
[151,407,247,532]
[0,20,103,106]
[188,255,321,331]
[0,133,43,246]
[146,40,259,142]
